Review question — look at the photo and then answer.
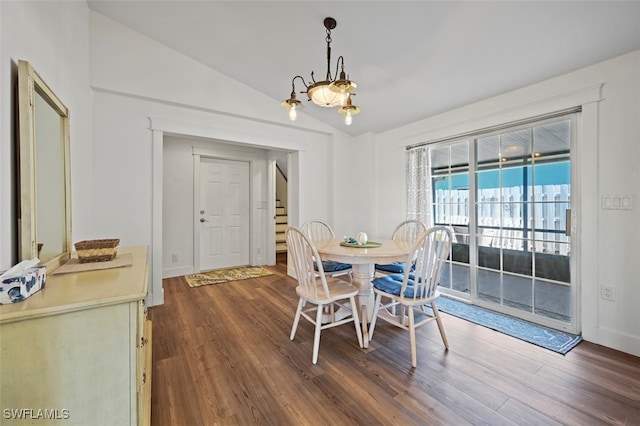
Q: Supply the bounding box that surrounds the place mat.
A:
[52,253,133,275]
[340,241,382,248]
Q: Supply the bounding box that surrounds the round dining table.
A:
[314,238,413,347]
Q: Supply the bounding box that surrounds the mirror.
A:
[17,60,72,270]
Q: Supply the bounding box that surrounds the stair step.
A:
[275,200,287,252]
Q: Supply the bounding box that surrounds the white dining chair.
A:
[286,227,364,364]
[375,219,427,275]
[300,220,352,282]
[369,226,453,368]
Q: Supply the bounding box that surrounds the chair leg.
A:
[408,306,417,368]
[290,298,304,341]
[431,300,449,349]
[312,303,324,364]
[368,293,383,340]
[349,296,364,348]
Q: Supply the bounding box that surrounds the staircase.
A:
[275,200,288,253]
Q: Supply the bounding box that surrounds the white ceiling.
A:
[86,1,640,137]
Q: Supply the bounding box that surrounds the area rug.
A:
[436,296,582,355]
[185,266,273,288]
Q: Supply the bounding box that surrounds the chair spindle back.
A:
[301,220,335,242]
[393,219,428,244]
[401,226,452,300]
[286,227,330,299]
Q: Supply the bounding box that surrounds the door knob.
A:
[200,218,208,223]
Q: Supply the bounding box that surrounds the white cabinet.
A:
[0,246,151,425]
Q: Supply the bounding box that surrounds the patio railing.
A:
[435,184,571,255]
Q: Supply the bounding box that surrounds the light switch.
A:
[602,194,634,210]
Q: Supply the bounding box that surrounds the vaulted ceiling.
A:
[87,1,640,137]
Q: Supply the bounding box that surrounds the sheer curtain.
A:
[406,146,433,227]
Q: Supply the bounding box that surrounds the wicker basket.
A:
[74,239,120,263]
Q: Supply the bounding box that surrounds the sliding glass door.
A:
[431,141,472,296]
[427,115,576,333]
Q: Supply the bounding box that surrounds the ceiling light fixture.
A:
[281,17,360,126]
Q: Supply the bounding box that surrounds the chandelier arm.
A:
[291,75,309,92]
[334,56,345,82]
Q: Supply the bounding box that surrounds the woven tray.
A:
[74,239,120,263]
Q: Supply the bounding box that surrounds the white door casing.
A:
[198,157,250,271]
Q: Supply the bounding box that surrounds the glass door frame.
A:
[433,113,578,334]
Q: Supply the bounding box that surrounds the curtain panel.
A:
[406,146,433,227]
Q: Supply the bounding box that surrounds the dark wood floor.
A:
[150,254,640,425]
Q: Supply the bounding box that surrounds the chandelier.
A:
[281,17,360,126]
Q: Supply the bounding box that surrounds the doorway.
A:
[197,157,250,271]
[428,114,578,333]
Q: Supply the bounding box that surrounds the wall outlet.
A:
[601,285,615,301]
[171,253,180,263]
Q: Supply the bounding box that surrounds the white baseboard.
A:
[163,265,194,279]
[584,326,640,357]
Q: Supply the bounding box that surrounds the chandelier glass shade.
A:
[308,82,342,107]
[281,17,360,125]
[339,96,361,126]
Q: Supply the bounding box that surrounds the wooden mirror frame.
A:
[17,60,72,270]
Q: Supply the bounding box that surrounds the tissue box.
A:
[0,266,46,304]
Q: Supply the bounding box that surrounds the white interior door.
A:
[199,157,250,271]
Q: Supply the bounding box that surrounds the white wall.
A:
[275,160,288,213]
[372,51,640,356]
[0,1,93,270]
[332,131,379,239]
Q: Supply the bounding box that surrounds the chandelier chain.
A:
[325,32,333,81]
